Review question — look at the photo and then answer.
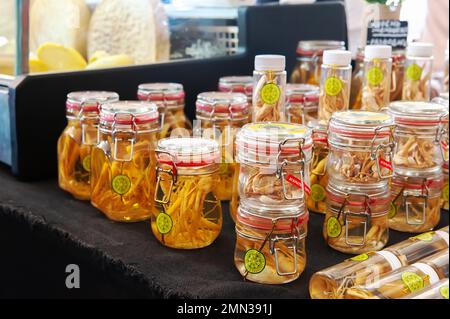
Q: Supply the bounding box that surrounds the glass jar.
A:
[390,50,406,102]
[90,101,161,222]
[361,45,392,112]
[137,83,192,139]
[408,278,449,299]
[285,83,320,125]
[350,48,365,110]
[290,40,346,85]
[234,204,308,284]
[236,123,312,212]
[442,163,449,211]
[444,44,449,92]
[324,180,390,254]
[58,91,119,200]
[344,250,449,299]
[328,111,395,184]
[390,168,443,233]
[196,92,249,201]
[389,101,449,170]
[432,95,450,165]
[318,50,352,123]
[253,55,287,122]
[218,76,253,103]
[151,138,222,249]
[402,43,434,101]
[310,226,449,299]
[306,120,329,214]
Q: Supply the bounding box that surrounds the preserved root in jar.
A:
[389,172,443,233]
[235,206,308,284]
[344,250,448,299]
[152,174,222,249]
[407,278,449,299]
[390,52,406,102]
[442,165,449,211]
[319,75,350,122]
[253,55,286,122]
[393,135,438,169]
[350,49,364,110]
[230,163,241,222]
[160,108,192,138]
[286,84,320,125]
[58,91,119,200]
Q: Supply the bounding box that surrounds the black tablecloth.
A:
[0,166,448,299]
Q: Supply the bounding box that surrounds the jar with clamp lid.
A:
[235,123,312,212]
[324,180,390,254]
[152,138,222,249]
[286,83,320,125]
[138,83,191,139]
[328,111,396,184]
[290,40,346,85]
[306,120,329,214]
[403,43,434,101]
[196,91,249,201]
[90,101,161,222]
[253,55,286,122]
[318,50,352,122]
[390,167,443,233]
[388,101,449,171]
[218,76,253,104]
[58,91,119,200]
[234,204,308,284]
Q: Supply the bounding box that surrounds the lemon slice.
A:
[29,54,49,73]
[37,42,87,71]
[86,54,134,70]
[88,51,109,64]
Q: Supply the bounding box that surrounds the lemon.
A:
[88,51,109,64]
[244,249,266,274]
[29,54,49,73]
[156,213,173,235]
[86,54,134,70]
[37,42,87,71]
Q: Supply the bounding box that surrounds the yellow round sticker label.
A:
[414,232,434,242]
[351,253,370,262]
[407,64,423,81]
[388,202,397,219]
[327,216,342,238]
[311,184,326,202]
[402,272,424,293]
[440,286,449,299]
[367,67,384,86]
[244,249,266,274]
[156,213,173,235]
[112,175,131,195]
[442,184,449,202]
[260,83,281,105]
[82,155,91,172]
[325,77,343,96]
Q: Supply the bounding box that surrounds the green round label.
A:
[351,253,370,262]
[440,286,449,299]
[310,184,326,202]
[325,77,343,96]
[401,272,424,293]
[326,216,342,238]
[443,184,449,202]
[367,67,384,86]
[260,83,281,105]
[414,232,434,242]
[112,175,131,195]
[156,212,173,235]
[244,249,266,274]
[407,64,423,81]
[388,202,397,219]
[82,155,91,172]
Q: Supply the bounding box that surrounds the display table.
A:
[0,166,448,299]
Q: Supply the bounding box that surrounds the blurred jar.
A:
[285,83,320,125]
[219,76,253,104]
[350,47,365,110]
[402,43,434,101]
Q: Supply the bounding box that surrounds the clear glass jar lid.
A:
[66,91,119,114]
[286,84,319,106]
[388,101,449,125]
[237,204,308,232]
[296,40,346,56]
[157,137,219,168]
[196,91,249,119]
[329,111,394,139]
[137,83,185,103]
[218,76,253,95]
[100,101,159,126]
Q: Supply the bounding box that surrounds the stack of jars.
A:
[324,111,395,254]
[234,123,312,284]
[388,101,449,233]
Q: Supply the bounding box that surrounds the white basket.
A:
[203,26,240,55]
